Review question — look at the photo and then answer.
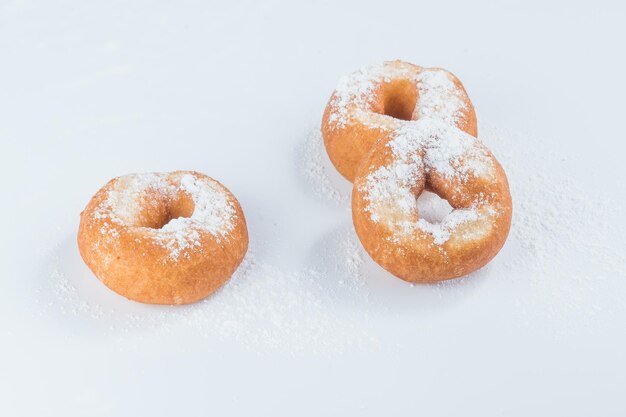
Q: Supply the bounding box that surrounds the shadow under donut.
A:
[294,125,351,206]
[36,232,170,335]
[36,231,259,338]
[305,220,492,316]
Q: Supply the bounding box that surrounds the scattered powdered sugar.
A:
[93,172,236,260]
[38,241,377,356]
[340,231,365,287]
[362,119,491,244]
[328,61,467,129]
[33,117,626,357]
[298,127,351,205]
[313,226,369,298]
[480,123,626,329]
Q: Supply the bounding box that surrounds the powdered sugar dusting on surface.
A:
[39,244,378,356]
[93,172,236,260]
[34,121,626,356]
[298,128,351,205]
[479,123,626,330]
[362,119,493,245]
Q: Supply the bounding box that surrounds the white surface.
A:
[1,1,626,416]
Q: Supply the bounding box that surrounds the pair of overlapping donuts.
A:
[78,60,511,305]
[322,60,512,283]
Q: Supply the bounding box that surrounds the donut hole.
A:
[165,192,195,226]
[416,190,453,224]
[380,79,418,121]
[136,192,195,229]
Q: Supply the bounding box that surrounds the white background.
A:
[1,1,626,416]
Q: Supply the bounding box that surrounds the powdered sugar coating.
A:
[93,172,236,260]
[328,62,412,128]
[413,69,467,124]
[414,210,480,245]
[392,119,493,180]
[327,61,468,129]
[362,119,496,245]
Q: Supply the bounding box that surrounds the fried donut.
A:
[78,171,248,304]
[322,60,477,182]
[352,119,512,282]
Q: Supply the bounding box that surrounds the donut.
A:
[352,118,512,282]
[322,60,477,182]
[77,171,248,304]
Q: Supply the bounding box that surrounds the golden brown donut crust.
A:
[322,60,477,182]
[77,171,248,304]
